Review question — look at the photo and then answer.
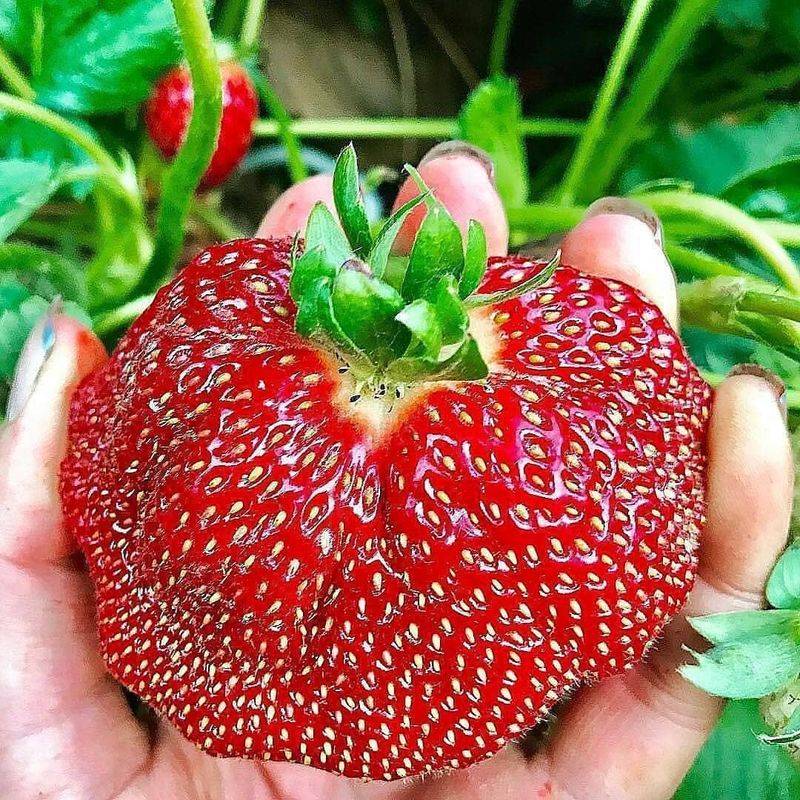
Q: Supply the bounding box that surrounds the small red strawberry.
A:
[61,147,710,780]
[145,61,258,190]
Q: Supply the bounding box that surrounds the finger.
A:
[392,141,509,257]
[255,173,335,239]
[0,315,151,798]
[539,368,792,800]
[561,198,678,327]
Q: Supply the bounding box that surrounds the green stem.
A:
[666,242,746,279]
[0,92,136,207]
[488,0,519,75]
[0,43,34,99]
[192,198,244,240]
[639,191,800,294]
[252,116,584,139]
[93,294,155,337]
[762,220,800,249]
[136,0,222,296]
[239,0,268,53]
[739,290,800,323]
[248,67,308,183]
[559,0,656,205]
[582,0,719,199]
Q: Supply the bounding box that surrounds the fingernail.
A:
[419,140,495,185]
[6,300,61,423]
[728,363,787,422]
[583,196,664,248]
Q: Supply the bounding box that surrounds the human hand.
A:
[1,142,792,800]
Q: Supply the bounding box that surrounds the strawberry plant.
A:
[3,0,800,796]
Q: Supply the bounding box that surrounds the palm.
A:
[1,149,790,800]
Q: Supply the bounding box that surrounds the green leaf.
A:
[675,699,800,800]
[0,242,87,305]
[0,159,59,242]
[396,299,442,359]
[458,75,529,206]
[0,115,96,200]
[402,204,464,301]
[369,191,428,279]
[304,202,354,268]
[431,275,469,345]
[30,0,183,115]
[331,267,405,365]
[689,609,800,644]
[460,220,488,298]
[332,144,373,256]
[714,0,770,32]
[622,108,800,203]
[681,635,800,699]
[767,542,800,610]
[0,243,89,410]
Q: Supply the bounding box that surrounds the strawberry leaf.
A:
[459,220,488,298]
[767,541,800,610]
[402,204,464,301]
[681,609,800,699]
[431,275,468,345]
[30,0,185,115]
[680,635,800,699]
[289,247,336,302]
[0,159,60,242]
[332,144,373,257]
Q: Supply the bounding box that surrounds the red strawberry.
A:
[145,61,258,190]
[61,149,709,781]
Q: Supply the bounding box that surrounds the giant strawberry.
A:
[61,146,710,781]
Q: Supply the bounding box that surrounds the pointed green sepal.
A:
[304,201,354,266]
[332,266,406,366]
[403,203,464,301]
[396,299,442,360]
[289,246,336,302]
[332,144,374,256]
[460,220,488,298]
[368,191,428,279]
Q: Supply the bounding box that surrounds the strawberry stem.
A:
[0,43,34,100]
[136,0,223,296]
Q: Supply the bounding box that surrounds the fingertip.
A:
[701,368,792,598]
[256,173,335,239]
[392,141,509,257]
[561,211,678,327]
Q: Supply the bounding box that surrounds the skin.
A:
[0,144,793,800]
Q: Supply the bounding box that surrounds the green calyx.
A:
[289,144,558,386]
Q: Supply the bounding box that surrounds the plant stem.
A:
[136,0,222,295]
[739,290,800,323]
[252,116,584,139]
[93,294,155,337]
[192,198,245,240]
[582,0,719,199]
[239,0,268,53]
[0,92,136,207]
[639,191,800,294]
[559,0,656,205]
[762,220,800,249]
[0,44,34,99]
[248,67,308,183]
[488,0,519,76]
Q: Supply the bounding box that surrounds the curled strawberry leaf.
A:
[333,143,373,257]
[767,542,800,611]
[368,192,428,279]
[396,299,442,359]
[304,201,354,267]
[681,610,800,699]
